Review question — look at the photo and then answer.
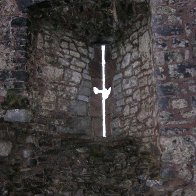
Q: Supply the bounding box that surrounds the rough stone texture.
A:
[151,0,196,193]
[0,140,12,157]
[110,14,157,138]
[4,109,31,122]
[0,0,195,195]
[0,125,160,195]
[28,19,94,134]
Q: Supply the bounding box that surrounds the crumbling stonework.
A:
[0,126,160,195]
[0,0,195,195]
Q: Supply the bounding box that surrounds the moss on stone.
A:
[2,90,29,109]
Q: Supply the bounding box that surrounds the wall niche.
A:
[27,0,155,138]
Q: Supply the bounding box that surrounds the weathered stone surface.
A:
[0,141,12,156]
[172,99,188,109]
[78,95,89,102]
[160,136,195,164]
[42,66,63,81]
[121,53,131,68]
[4,109,31,122]
[71,101,87,116]
[123,76,138,89]
[0,0,195,194]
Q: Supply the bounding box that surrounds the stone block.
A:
[0,141,12,157]
[172,99,188,109]
[58,57,70,67]
[4,109,32,122]
[139,31,150,60]
[64,87,78,99]
[157,83,176,96]
[113,73,122,81]
[60,41,69,49]
[43,66,63,81]
[72,117,91,134]
[70,65,82,72]
[164,51,184,63]
[11,17,30,27]
[81,80,92,89]
[159,97,169,110]
[160,136,195,164]
[71,101,87,116]
[155,25,184,36]
[116,99,125,107]
[124,66,133,77]
[71,58,86,68]
[78,95,89,102]
[121,53,131,69]
[122,76,137,89]
[168,63,195,79]
[70,50,80,58]
[72,72,82,84]
[78,47,88,56]
[12,71,29,82]
[172,38,189,48]
[79,86,91,97]
[123,105,130,116]
[156,6,176,15]
[82,73,91,80]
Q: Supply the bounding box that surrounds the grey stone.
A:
[83,73,91,80]
[70,65,82,72]
[116,99,125,107]
[113,73,122,81]
[121,53,131,69]
[71,58,86,68]
[157,6,176,15]
[4,109,32,122]
[123,76,137,89]
[71,101,87,116]
[123,105,130,116]
[78,95,89,102]
[76,147,88,153]
[72,71,82,83]
[60,41,69,49]
[79,86,91,97]
[81,80,92,89]
[172,99,188,109]
[70,50,80,58]
[113,84,122,95]
[23,149,32,158]
[146,179,163,188]
[70,43,77,51]
[43,66,63,81]
[0,141,12,156]
[58,57,70,67]
[78,47,88,56]
[160,136,195,164]
[172,189,183,196]
[124,66,133,77]
[112,118,121,128]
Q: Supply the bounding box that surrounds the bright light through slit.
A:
[93,45,111,137]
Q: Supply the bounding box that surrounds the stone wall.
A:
[110,13,158,139]
[0,0,196,195]
[29,18,94,135]
[0,125,160,195]
[151,0,196,193]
